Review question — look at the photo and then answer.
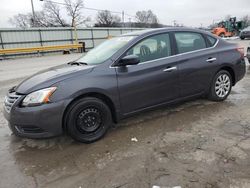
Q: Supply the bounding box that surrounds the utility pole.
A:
[31,0,36,26]
[129,18,131,27]
[173,20,177,27]
[122,11,125,27]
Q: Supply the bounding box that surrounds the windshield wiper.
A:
[68,61,88,66]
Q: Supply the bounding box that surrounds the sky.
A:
[0,0,249,28]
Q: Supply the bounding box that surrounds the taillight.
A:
[237,47,244,59]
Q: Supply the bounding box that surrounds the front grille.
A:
[4,92,21,113]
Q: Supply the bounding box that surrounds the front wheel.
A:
[208,70,232,101]
[66,97,112,143]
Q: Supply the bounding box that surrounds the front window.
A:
[126,33,171,63]
[77,36,135,65]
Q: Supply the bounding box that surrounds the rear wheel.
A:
[66,97,112,143]
[240,37,245,40]
[208,70,232,101]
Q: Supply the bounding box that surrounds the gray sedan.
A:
[3,27,246,143]
[240,26,250,40]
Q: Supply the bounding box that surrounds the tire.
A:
[219,33,225,38]
[208,70,232,101]
[240,37,245,40]
[66,97,112,143]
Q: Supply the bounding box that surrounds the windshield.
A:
[77,36,135,65]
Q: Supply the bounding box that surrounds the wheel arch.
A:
[62,92,118,131]
[219,66,236,86]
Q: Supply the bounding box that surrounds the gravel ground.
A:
[0,40,250,188]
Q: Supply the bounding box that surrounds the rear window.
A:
[174,32,206,54]
[207,35,217,47]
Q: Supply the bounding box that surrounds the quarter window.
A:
[207,35,217,47]
[174,32,206,54]
[126,33,171,63]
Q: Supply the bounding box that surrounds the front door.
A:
[116,33,180,115]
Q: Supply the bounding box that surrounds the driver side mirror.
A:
[117,55,140,66]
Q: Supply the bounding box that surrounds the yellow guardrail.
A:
[0,44,84,55]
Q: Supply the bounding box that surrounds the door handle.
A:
[163,66,177,72]
[206,57,217,63]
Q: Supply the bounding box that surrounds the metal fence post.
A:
[91,28,94,48]
[70,28,74,44]
[38,29,43,47]
[0,31,4,49]
[0,30,5,59]
[107,29,110,37]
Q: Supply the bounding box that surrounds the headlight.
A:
[22,87,57,107]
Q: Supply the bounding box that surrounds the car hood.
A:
[15,64,95,94]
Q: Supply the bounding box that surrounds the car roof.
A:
[122,27,214,37]
[243,26,250,31]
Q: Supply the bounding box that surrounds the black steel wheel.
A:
[66,97,112,143]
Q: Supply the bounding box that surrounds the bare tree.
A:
[224,15,232,21]
[95,10,121,27]
[64,0,90,27]
[208,22,218,29]
[9,14,32,28]
[43,1,68,27]
[241,15,250,27]
[9,0,90,28]
[135,10,159,27]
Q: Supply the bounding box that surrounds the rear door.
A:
[116,33,180,114]
[173,32,219,97]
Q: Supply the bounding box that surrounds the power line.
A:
[83,6,122,14]
[40,0,132,16]
[40,0,137,26]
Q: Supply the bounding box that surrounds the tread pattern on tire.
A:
[66,97,112,143]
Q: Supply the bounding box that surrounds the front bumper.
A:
[247,47,250,61]
[3,96,66,138]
